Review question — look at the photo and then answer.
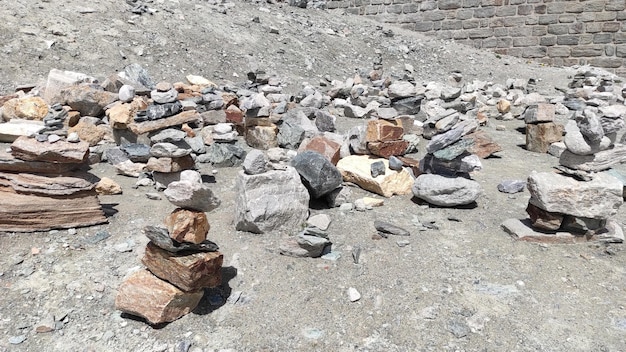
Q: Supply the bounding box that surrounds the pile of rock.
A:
[524,103,563,153]
[115,170,222,325]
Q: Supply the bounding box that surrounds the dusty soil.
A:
[1,1,626,351]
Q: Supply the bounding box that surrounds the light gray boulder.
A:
[412,174,481,206]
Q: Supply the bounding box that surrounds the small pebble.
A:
[495,125,506,131]
[66,132,80,143]
[348,287,361,302]
[47,134,61,143]
[396,240,410,247]
[9,335,27,345]
[146,193,162,200]
[339,203,354,212]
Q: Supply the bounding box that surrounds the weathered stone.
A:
[563,120,611,156]
[388,81,416,99]
[224,105,243,125]
[412,174,481,207]
[150,142,192,158]
[525,122,564,153]
[115,269,203,325]
[115,160,146,177]
[151,88,178,104]
[10,136,89,164]
[501,218,587,244]
[497,180,526,194]
[96,177,122,195]
[291,151,342,199]
[2,97,49,121]
[279,234,329,258]
[343,104,372,119]
[0,149,80,173]
[60,85,118,116]
[129,111,201,135]
[146,155,194,173]
[242,149,267,175]
[370,160,386,178]
[432,139,474,161]
[496,99,511,114]
[43,69,97,103]
[347,126,368,155]
[234,167,310,234]
[559,145,626,172]
[527,171,623,219]
[388,155,403,171]
[150,128,187,143]
[164,172,220,212]
[419,153,482,176]
[122,63,156,90]
[374,220,410,236]
[523,103,555,124]
[561,215,606,233]
[337,155,413,198]
[426,127,464,154]
[366,119,404,142]
[526,202,563,231]
[298,135,341,165]
[201,143,245,166]
[463,130,502,158]
[121,143,151,163]
[391,96,422,115]
[367,140,409,158]
[0,120,45,142]
[164,208,210,244]
[277,120,305,149]
[118,84,135,103]
[67,120,108,147]
[314,110,336,132]
[245,125,278,150]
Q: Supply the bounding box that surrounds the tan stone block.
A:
[298,136,341,165]
[146,155,195,173]
[367,140,409,158]
[525,122,563,153]
[336,155,413,198]
[115,269,203,325]
[464,130,502,158]
[142,243,223,291]
[244,125,278,150]
[366,119,404,142]
[165,208,210,244]
[95,177,122,195]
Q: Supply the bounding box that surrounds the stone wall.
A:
[326,0,626,76]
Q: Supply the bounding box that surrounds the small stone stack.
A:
[365,118,408,159]
[148,128,195,188]
[116,170,222,325]
[524,103,564,153]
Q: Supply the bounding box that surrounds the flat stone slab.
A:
[501,218,624,244]
[10,136,89,164]
[0,120,45,142]
[128,110,201,135]
[0,149,82,173]
[336,155,413,198]
[559,145,626,172]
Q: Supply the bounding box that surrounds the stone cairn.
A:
[503,67,626,244]
[115,169,222,325]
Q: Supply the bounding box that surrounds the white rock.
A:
[347,287,361,302]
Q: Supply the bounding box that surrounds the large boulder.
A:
[412,174,481,206]
[234,166,310,234]
[291,150,342,199]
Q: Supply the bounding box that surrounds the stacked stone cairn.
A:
[115,169,223,325]
[502,67,626,244]
[524,103,564,153]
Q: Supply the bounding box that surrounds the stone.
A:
[347,287,361,302]
[426,127,464,154]
[463,130,502,158]
[164,208,210,244]
[594,220,625,243]
[129,111,201,135]
[277,120,305,150]
[68,120,108,147]
[523,103,555,124]
[291,150,342,199]
[563,120,611,156]
[347,126,368,155]
[367,140,409,158]
[314,110,336,132]
[501,218,587,244]
[122,63,156,90]
[366,119,404,142]
[164,174,220,212]
[496,99,511,114]
[548,142,567,157]
[201,143,245,166]
[142,243,222,292]
[388,155,403,171]
[343,104,372,119]
[374,220,410,236]
[146,155,194,173]
[279,234,329,258]
[240,93,270,112]
[143,226,218,253]
[412,174,481,207]
[497,180,526,194]
[242,149,267,175]
[151,88,178,104]
[325,186,351,208]
[245,125,278,150]
[121,143,151,163]
[150,142,192,158]
[561,215,606,233]
[337,155,413,198]
[525,122,564,153]
[115,269,203,325]
[370,161,386,178]
[526,202,564,231]
[141,101,183,121]
[388,81,416,99]
[118,84,135,103]
[234,167,310,234]
[60,85,118,116]
[559,145,626,172]
[432,139,474,161]
[107,103,136,129]
[527,171,623,219]
[375,107,399,120]
[151,128,187,143]
[115,160,146,177]
[298,135,341,165]
[391,96,422,115]
[0,120,45,142]
[96,177,122,195]
[419,153,482,176]
[10,136,89,164]
[307,214,331,231]
[2,97,49,121]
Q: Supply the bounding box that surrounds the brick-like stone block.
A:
[557,35,579,45]
[548,46,571,57]
[463,0,481,7]
[558,14,576,23]
[617,45,626,58]
[585,22,602,33]
[503,17,526,27]
[564,2,583,13]
[605,45,615,56]
[497,37,513,47]
[442,20,462,30]
[142,242,223,291]
[402,3,419,13]
[571,45,604,57]
[541,36,557,46]
[513,37,539,47]
[468,28,494,38]
[517,5,533,15]
[546,2,566,14]
[606,0,626,11]
[439,0,462,10]
[534,5,547,14]
[522,46,547,58]
[298,135,342,165]
[422,10,445,21]
[583,0,605,12]
[548,24,569,35]
[414,21,434,31]
[595,11,617,21]
[538,14,559,24]
[602,22,621,32]
[526,122,564,153]
[579,34,593,45]
[494,27,509,37]
[593,33,613,44]
[496,6,517,17]
[367,140,409,158]
[473,7,496,18]
[509,26,532,37]
[616,33,626,44]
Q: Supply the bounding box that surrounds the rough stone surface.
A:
[526,202,564,231]
[291,150,343,199]
[164,174,221,212]
[234,167,310,234]
[164,208,210,244]
[114,269,203,325]
[95,177,122,195]
[412,174,481,207]
[298,135,342,165]
[527,171,623,219]
[242,149,267,175]
[525,122,564,153]
[367,140,409,158]
[337,155,413,198]
[559,145,626,172]
[10,136,89,164]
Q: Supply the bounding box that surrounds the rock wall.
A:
[326,0,626,75]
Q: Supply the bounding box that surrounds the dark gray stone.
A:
[104,147,129,165]
[432,139,474,161]
[388,155,404,171]
[203,143,246,167]
[370,161,386,178]
[374,220,410,236]
[577,112,604,142]
[143,101,183,121]
[391,96,423,115]
[278,120,305,149]
[412,174,482,206]
[426,127,464,154]
[291,150,343,199]
[121,143,151,163]
[242,149,267,175]
[315,110,336,132]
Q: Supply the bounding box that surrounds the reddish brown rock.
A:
[299,136,341,165]
[526,122,563,153]
[464,130,502,158]
[115,269,204,325]
[225,104,244,125]
[526,203,563,231]
[245,125,278,150]
[367,140,409,158]
[142,243,223,292]
[366,119,404,142]
[165,208,210,244]
[146,155,195,173]
[11,136,89,164]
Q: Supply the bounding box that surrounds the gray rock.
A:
[388,156,403,171]
[202,143,245,166]
[388,81,416,99]
[123,63,155,89]
[278,120,305,149]
[601,116,625,135]
[376,107,398,120]
[315,110,336,132]
[412,174,481,206]
[150,128,187,143]
[307,214,331,231]
[240,93,270,112]
[527,171,623,219]
[185,136,206,155]
[403,134,420,154]
[150,88,178,104]
[118,84,135,103]
[164,175,220,212]
[577,111,604,142]
[143,101,182,121]
[279,234,329,257]
[564,120,611,156]
[9,335,27,345]
[559,145,626,172]
[420,153,482,176]
[391,96,422,115]
[432,139,474,161]
[121,143,150,163]
[343,104,372,119]
[347,125,368,155]
[374,220,410,236]
[426,127,464,154]
[242,149,267,175]
[150,142,192,158]
[497,180,526,194]
[325,186,351,208]
[104,147,130,165]
[291,151,343,199]
[235,167,310,234]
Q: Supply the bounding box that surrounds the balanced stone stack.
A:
[524,103,564,153]
[116,170,222,325]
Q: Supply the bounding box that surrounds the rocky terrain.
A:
[1,1,626,352]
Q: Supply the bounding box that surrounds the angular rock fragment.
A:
[412,174,481,206]
[165,208,210,244]
[10,136,89,164]
[291,150,342,199]
[337,155,413,198]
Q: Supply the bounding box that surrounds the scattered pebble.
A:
[8,335,26,345]
[396,240,410,247]
[347,287,361,302]
[145,192,162,200]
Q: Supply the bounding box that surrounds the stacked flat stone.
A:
[147,128,196,187]
[115,170,223,325]
[524,103,564,153]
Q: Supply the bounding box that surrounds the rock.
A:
[10,136,89,164]
[96,177,122,195]
[526,202,564,230]
[463,130,502,158]
[68,120,108,147]
[150,142,192,158]
[151,128,187,143]
[43,69,97,103]
[165,208,210,244]
[307,214,331,231]
[577,112,604,142]
[388,155,403,171]
[314,110,336,132]
[426,127,464,154]
[419,153,482,176]
[142,243,223,292]
[343,104,372,119]
[146,155,195,173]
[523,103,555,124]
[291,150,343,199]
[412,174,481,206]
[298,135,341,165]
[245,125,279,150]
[347,126,368,155]
[391,96,422,115]
[143,226,218,253]
[501,218,588,244]
[2,97,49,120]
[325,186,351,208]
[8,335,26,345]
[151,88,178,104]
[496,99,511,114]
[563,120,611,156]
[60,85,118,116]
[107,101,141,129]
[279,234,329,258]
[561,215,606,233]
[367,140,409,158]
[525,122,564,153]
[432,139,474,161]
[0,148,81,174]
[115,269,204,325]
[337,155,413,198]
[278,120,305,150]
[374,220,410,236]
[548,142,567,157]
[122,63,156,90]
[347,287,361,302]
[115,160,146,177]
[527,171,623,219]
[202,143,245,167]
[497,180,526,194]
[234,167,310,234]
[118,84,135,103]
[595,220,625,243]
[129,110,201,135]
[164,173,220,212]
[366,119,404,142]
[388,81,416,99]
[559,145,626,172]
[0,120,45,142]
[242,149,268,175]
[142,101,183,121]
[370,161,386,178]
[121,143,151,163]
